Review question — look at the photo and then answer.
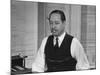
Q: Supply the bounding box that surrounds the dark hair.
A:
[49,10,66,23]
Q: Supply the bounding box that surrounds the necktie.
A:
[55,37,59,48]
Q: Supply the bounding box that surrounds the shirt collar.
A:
[54,32,66,43]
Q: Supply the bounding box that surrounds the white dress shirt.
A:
[32,32,90,72]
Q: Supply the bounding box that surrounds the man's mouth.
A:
[51,29,57,33]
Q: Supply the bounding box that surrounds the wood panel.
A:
[81,5,96,68]
[70,5,81,40]
[11,1,38,68]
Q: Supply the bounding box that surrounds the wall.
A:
[70,5,81,40]
[11,1,38,68]
[38,2,45,48]
[81,5,96,68]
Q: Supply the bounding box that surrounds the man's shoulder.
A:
[42,36,48,42]
[42,35,54,44]
[43,34,53,39]
[42,35,52,42]
[71,37,82,47]
[66,33,74,38]
[64,33,74,41]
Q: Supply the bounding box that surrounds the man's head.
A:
[48,10,66,37]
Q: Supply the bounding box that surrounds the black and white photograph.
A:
[11,0,96,75]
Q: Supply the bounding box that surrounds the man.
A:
[32,10,90,72]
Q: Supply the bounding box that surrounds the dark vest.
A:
[44,33,77,72]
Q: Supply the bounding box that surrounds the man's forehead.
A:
[50,13,61,20]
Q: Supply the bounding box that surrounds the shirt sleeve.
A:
[71,38,90,70]
[32,37,48,72]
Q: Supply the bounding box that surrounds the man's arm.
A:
[71,38,90,70]
[32,37,48,72]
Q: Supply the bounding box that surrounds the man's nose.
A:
[52,23,56,28]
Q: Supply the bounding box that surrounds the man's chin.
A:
[52,33,58,36]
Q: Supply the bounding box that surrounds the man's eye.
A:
[55,22,60,25]
[50,22,53,25]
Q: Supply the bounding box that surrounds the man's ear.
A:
[63,21,66,26]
